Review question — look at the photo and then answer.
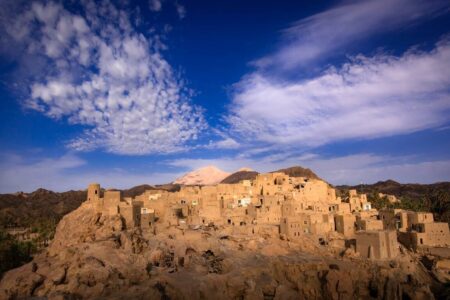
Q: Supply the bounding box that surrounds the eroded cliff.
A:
[0,201,446,300]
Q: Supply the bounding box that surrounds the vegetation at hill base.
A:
[337,180,450,224]
[0,231,36,279]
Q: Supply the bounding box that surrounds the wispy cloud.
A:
[175,2,186,19]
[148,0,186,19]
[204,137,240,150]
[2,1,203,155]
[229,39,450,147]
[0,153,86,192]
[149,0,162,12]
[221,0,450,184]
[254,0,449,70]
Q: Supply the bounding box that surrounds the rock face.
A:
[275,166,321,180]
[221,171,259,184]
[0,201,445,300]
[173,166,230,186]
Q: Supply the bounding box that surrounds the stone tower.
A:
[87,183,101,202]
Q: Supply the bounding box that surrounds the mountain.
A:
[337,180,450,199]
[221,165,321,184]
[122,184,154,198]
[122,184,180,198]
[0,189,86,228]
[221,170,259,184]
[173,166,230,185]
[274,166,321,180]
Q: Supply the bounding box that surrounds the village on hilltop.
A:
[87,170,450,260]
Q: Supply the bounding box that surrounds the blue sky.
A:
[0,0,450,192]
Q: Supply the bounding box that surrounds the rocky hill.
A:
[338,180,450,199]
[221,165,321,184]
[274,166,321,180]
[173,166,230,185]
[0,189,86,229]
[0,200,445,299]
[122,184,181,198]
[1,173,450,298]
[221,171,259,184]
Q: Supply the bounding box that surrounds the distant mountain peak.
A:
[221,170,259,184]
[274,166,320,180]
[173,166,230,186]
[376,179,400,185]
[31,188,54,196]
[238,167,253,172]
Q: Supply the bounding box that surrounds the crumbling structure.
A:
[356,230,399,259]
[86,172,449,260]
[396,211,450,249]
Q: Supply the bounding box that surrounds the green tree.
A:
[0,231,36,278]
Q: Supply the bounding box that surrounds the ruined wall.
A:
[347,189,369,212]
[281,213,334,238]
[356,230,399,260]
[356,219,384,231]
[410,222,450,248]
[379,209,409,231]
[119,202,141,229]
[280,217,305,237]
[103,190,121,215]
[407,212,434,226]
[140,209,155,229]
[335,214,356,237]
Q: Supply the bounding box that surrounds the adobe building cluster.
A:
[86,172,450,260]
[380,209,450,250]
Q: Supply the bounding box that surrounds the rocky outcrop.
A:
[274,166,321,180]
[221,171,259,184]
[0,202,443,300]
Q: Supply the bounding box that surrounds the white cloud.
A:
[147,0,185,19]
[213,138,239,149]
[3,1,204,155]
[175,3,186,19]
[229,39,450,147]
[203,137,240,150]
[149,0,162,12]
[0,152,183,193]
[254,0,449,70]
